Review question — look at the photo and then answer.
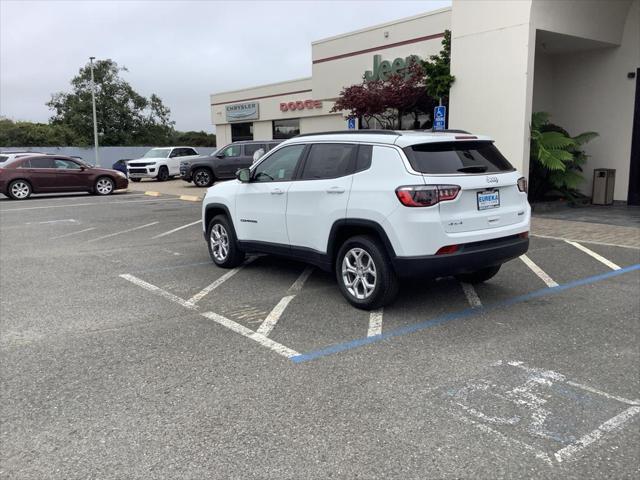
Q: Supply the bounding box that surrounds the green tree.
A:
[529,111,598,202]
[172,130,217,147]
[0,117,81,147]
[47,59,175,146]
[422,30,455,106]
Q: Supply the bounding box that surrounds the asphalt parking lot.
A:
[1,192,639,479]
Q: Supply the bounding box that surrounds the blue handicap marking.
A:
[347,117,356,129]
[434,105,446,131]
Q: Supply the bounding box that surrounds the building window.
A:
[273,119,300,139]
[231,122,253,141]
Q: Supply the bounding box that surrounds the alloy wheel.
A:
[210,223,229,262]
[96,178,113,195]
[10,181,30,199]
[341,247,377,300]
[194,170,211,187]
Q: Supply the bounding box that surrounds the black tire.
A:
[455,265,501,284]
[335,235,399,310]
[193,168,215,188]
[206,215,245,268]
[7,179,32,200]
[131,178,142,183]
[93,176,115,195]
[157,166,169,182]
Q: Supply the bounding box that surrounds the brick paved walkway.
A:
[532,217,640,248]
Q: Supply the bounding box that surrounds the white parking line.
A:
[367,309,383,337]
[564,240,621,270]
[51,227,97,240]
[288,266,314,293]
[26,218,78,225]
[0,198,184,212]
[520,254,559,287]
[152,220,201,239]
[554,405,640,462]
[119,274,197,310]
[87,221,159,243]
[187,257,256,305]
[531,233,640,250]
[201,311,299,358]
[256,266,315,337]
[256,295,295,337]
[460,283,482,308]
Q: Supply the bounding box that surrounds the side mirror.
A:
[236,168,251,183]
[216,153,225,159]
[80,165,87,171]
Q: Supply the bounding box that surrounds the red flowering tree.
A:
[331,62,435,130]
[332,31,454,130]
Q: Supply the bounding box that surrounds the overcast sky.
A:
[1,0,450,132]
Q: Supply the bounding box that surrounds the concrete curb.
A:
[144,191,162,197]
[179,195,202,202]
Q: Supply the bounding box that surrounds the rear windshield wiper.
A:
[457,165,488,173]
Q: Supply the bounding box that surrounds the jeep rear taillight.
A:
[395,185,461,207]
[517,176,528,193]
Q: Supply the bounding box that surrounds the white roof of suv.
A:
[286,130,493,148]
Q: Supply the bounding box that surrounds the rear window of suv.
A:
[403,141,515,174]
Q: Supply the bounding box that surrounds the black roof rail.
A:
[429,128,471,134]
[294,129,399,138]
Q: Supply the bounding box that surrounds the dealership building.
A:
[211,0,639,203]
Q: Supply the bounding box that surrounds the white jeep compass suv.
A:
[201,130,530,309]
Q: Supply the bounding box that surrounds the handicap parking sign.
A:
[434,105,446,131]
[347,117,356,129]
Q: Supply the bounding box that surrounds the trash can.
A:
[592,169,615,205]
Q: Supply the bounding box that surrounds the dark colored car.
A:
[0,155,128,200]
[112,159,131,176]
[180,140,282,187]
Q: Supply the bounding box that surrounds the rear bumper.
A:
[392,234,529,278]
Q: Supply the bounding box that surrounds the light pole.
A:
[89,57,100,166]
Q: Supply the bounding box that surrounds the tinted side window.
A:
[355,145,373,172]
[183,148,197,156]
[403,141,515,174]
[29,157,55,168]
[300,143,355,180]
[222,145,241,157]
[244,143,265,156]
[0,155,8,163]
[53,159,82,169]
[253,145,305,182]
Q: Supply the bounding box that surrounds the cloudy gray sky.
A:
[1,0,450,132]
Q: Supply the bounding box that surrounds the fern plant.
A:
[529,112,598,202]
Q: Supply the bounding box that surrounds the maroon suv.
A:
[0,155,128,200]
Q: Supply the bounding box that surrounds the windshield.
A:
[403,141,515,174]
[143,148,171,159]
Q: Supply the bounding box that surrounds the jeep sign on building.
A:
[211,0,639,203]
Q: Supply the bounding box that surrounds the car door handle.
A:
[270,188,285,195]
[326,187,345,194]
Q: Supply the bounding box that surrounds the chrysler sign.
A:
[225,102,259,122]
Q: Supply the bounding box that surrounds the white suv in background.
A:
[127,146,199,182]
[201,130,531,309]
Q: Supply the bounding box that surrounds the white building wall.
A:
[548,0,639,200]
[449,0,535,175]
[311,9,451,100]
[253,121,273,141]
[300,115,346,134]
